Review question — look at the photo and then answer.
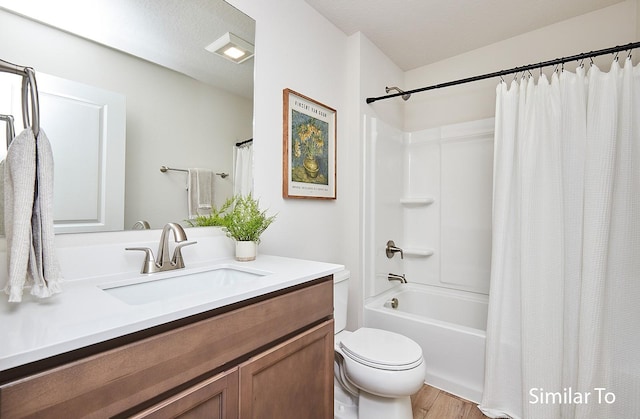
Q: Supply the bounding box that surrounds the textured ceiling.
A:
[0,0,255,98]
[304,0,626,71]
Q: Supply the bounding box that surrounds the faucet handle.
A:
[172,241,197,268]
[126,247,157,274]
[386,240,404,259]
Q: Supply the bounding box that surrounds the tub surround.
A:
[0,227,343,373]
[368,117,494,298]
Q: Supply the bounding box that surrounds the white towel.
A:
[187,168,214,219]
[0,160,5,237]
[3,128,61,302]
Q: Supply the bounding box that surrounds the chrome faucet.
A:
[386,240,404,259]
[132,220,150,230]
[126,223,197,273]
[388,273,407,284]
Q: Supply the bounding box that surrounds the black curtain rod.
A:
[366,41,640,104]
[235,138,253,147]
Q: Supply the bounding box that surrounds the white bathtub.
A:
[364,283,488,403]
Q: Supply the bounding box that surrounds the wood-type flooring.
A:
[411,385,488,419]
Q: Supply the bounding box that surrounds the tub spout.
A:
[388,273,407,284]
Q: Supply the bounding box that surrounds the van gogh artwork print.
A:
[292,111,328,184]
[283,89,336,199]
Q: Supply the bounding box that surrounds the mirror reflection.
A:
[0,0,255,233]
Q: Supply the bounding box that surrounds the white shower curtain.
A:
[234,143,253,197]
[480,58,640,419]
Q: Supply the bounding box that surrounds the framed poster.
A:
[282,88,336,199]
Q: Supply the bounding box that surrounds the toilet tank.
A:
[333,269,350,334]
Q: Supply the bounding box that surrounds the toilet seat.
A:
[339,328,423,371]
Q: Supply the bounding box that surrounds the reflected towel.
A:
[3,128,61,302]
[0,160,4,237]
[187,168,214,219]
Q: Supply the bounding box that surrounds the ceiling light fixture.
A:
[205,32,254,64]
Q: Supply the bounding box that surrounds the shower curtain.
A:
[479,58,640,419]
[234,143,253,197]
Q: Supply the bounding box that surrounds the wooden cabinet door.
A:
[131,368,239,419]
[239,320,334,419]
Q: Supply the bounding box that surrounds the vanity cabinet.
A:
[0,276,334,418]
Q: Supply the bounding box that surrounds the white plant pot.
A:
[235,241,257,261]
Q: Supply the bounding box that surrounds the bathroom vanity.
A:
[0,228,341,418]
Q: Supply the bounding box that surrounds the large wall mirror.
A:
[0,0,255,233]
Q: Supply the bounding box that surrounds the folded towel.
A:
[187,168,214,219]
[3,128,61,302]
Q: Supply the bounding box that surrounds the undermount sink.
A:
[100,266,271,305]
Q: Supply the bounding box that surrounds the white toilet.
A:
[333,270,426,419]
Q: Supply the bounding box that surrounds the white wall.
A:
[1,9,253,230]
[227,0,351,262]
[638,0,640,37]
[404,0,638,131]
[228,0,361,331]
[226,1,408,329]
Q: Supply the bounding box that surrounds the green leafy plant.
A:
[186,196,235,227]
[224,194,276,243]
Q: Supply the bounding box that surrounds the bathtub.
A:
[364,283,488,403]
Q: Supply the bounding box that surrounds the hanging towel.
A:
[234,144,253,197]
[0,160,5,237]
[3,128,61,302]
[187,168,214,219]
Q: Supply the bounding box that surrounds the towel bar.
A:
[160,165,229,179]
[0,114,15,148]
[0,58,40,137]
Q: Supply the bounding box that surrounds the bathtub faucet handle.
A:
[388,273,407,284]
[386,240,404,259]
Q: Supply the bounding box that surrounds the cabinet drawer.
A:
[0,278,332,418]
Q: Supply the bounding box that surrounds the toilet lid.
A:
[339,328,423,371]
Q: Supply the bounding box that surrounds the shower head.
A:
[385,86,411,101]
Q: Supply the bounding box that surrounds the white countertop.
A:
[0,254,343,372]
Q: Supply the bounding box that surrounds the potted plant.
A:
[224,194,277,261]
[185,196,234,227]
